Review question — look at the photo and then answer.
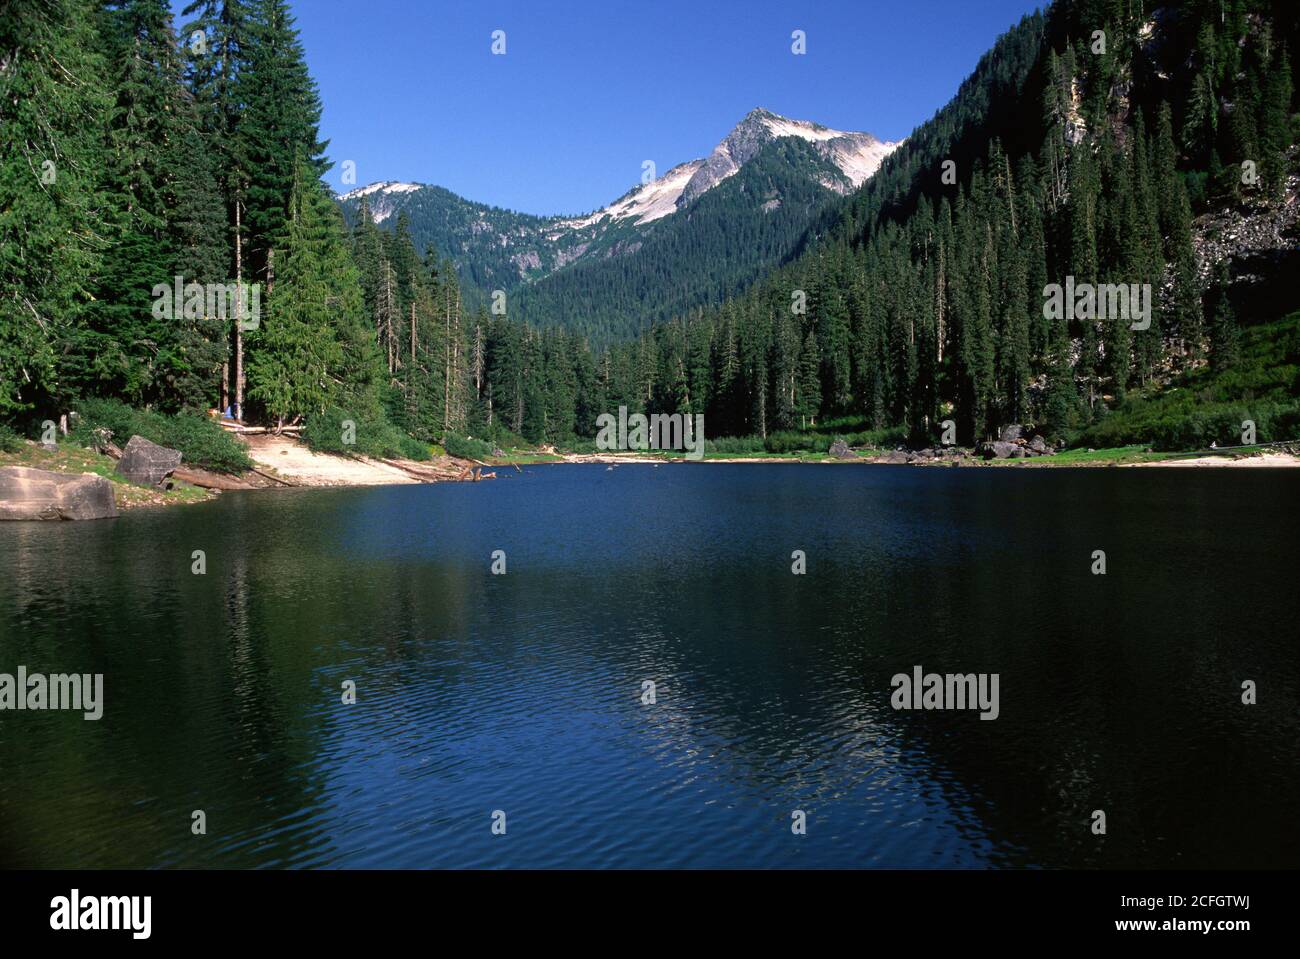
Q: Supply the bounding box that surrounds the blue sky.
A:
[177,0,1043,216]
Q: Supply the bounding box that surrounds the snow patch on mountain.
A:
[339,110,900,247]
[548,109,901,230]
[679,108,901,206]
[339,181,421,200]
[559,160,706,230]
[338,181,423,222]
[825,135,900,187]
[760,115,844,142]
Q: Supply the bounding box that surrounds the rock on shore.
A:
[116,435,183,487]
[0,466,119,521]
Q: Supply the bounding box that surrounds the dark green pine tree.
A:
[542,329,579,442]
[1258,46,1294,201]
[488,315,526,436]
[1067,145,1102,412]
[571,331,602,436]
[1102,150,1135,402]
[0,0,109,415]
[350,197,385,321]
[956,170,997,441]
[1130,112,1165,385]
[999,245,1032,424]
[167,104,229,411]
[1151,103,1183,246]
[1207,261,1239,374]
[796,329,821,429]
[77,0,220,410]
[1151,102,1206,360]
[181,0,255,416]
[1182,25,1219,167]
[739,302,771,439]
[771,309,800,431]
[239,0,326,288]
[520,327,547,442]
[247,161,379,426]
[1169,184,1204,361]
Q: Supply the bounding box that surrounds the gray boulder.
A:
[980,441,1020,460]
[828,438,856,459]
[878,449,912,464]
[116,435,182,487]
[1028,435,1053,455]
[0,466,118,521]
[999,424,1024,442]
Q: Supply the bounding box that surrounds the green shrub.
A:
[443,433,494,460]
[1068,310,1300,451]
[763,431,827,454]
[302,405,426,460]
[851,425,909,448]
[0,422,23,453]
[485,425,527,450]
[302,407,354,456]
[69,398,251,473]
[705,435,767,455]
[397,434,431,461]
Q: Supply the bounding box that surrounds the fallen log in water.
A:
[378,458,492,483]
[171,466,256,491]
[377,458,454,482]
[244,465,296,487]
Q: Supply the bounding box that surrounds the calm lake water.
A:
[1,464,1297,869]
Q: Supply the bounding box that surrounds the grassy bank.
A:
[1072,311,1300,451]
[63,398,253,473]
[0,440,215,508]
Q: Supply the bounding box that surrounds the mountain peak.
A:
[338,181,424,223]
[677,109,899,207]
[339,181,422,201]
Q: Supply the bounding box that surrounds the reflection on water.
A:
[1,464,1297,868]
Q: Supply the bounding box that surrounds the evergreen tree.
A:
[240,0,325,286]
[247,162,378,425]
[0,0,109,414]
[1207,261,1239,373]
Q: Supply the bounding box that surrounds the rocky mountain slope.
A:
[338,109,900,341]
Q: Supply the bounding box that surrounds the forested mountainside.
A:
[340,181,561,295]
[338,109,899,348]
[2,0,1296,457]
[509,136,870,345]
[3,0,420,451]
[593,0,1300,447]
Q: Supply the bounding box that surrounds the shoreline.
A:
[0,434,492,513]
[6,437,1298,517]
[540,447,1300,468]
[239,433,490,487]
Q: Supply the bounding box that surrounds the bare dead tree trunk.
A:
[234,199,244,421]
[443,283,452,433]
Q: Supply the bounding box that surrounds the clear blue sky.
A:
[178,0,1043,216]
